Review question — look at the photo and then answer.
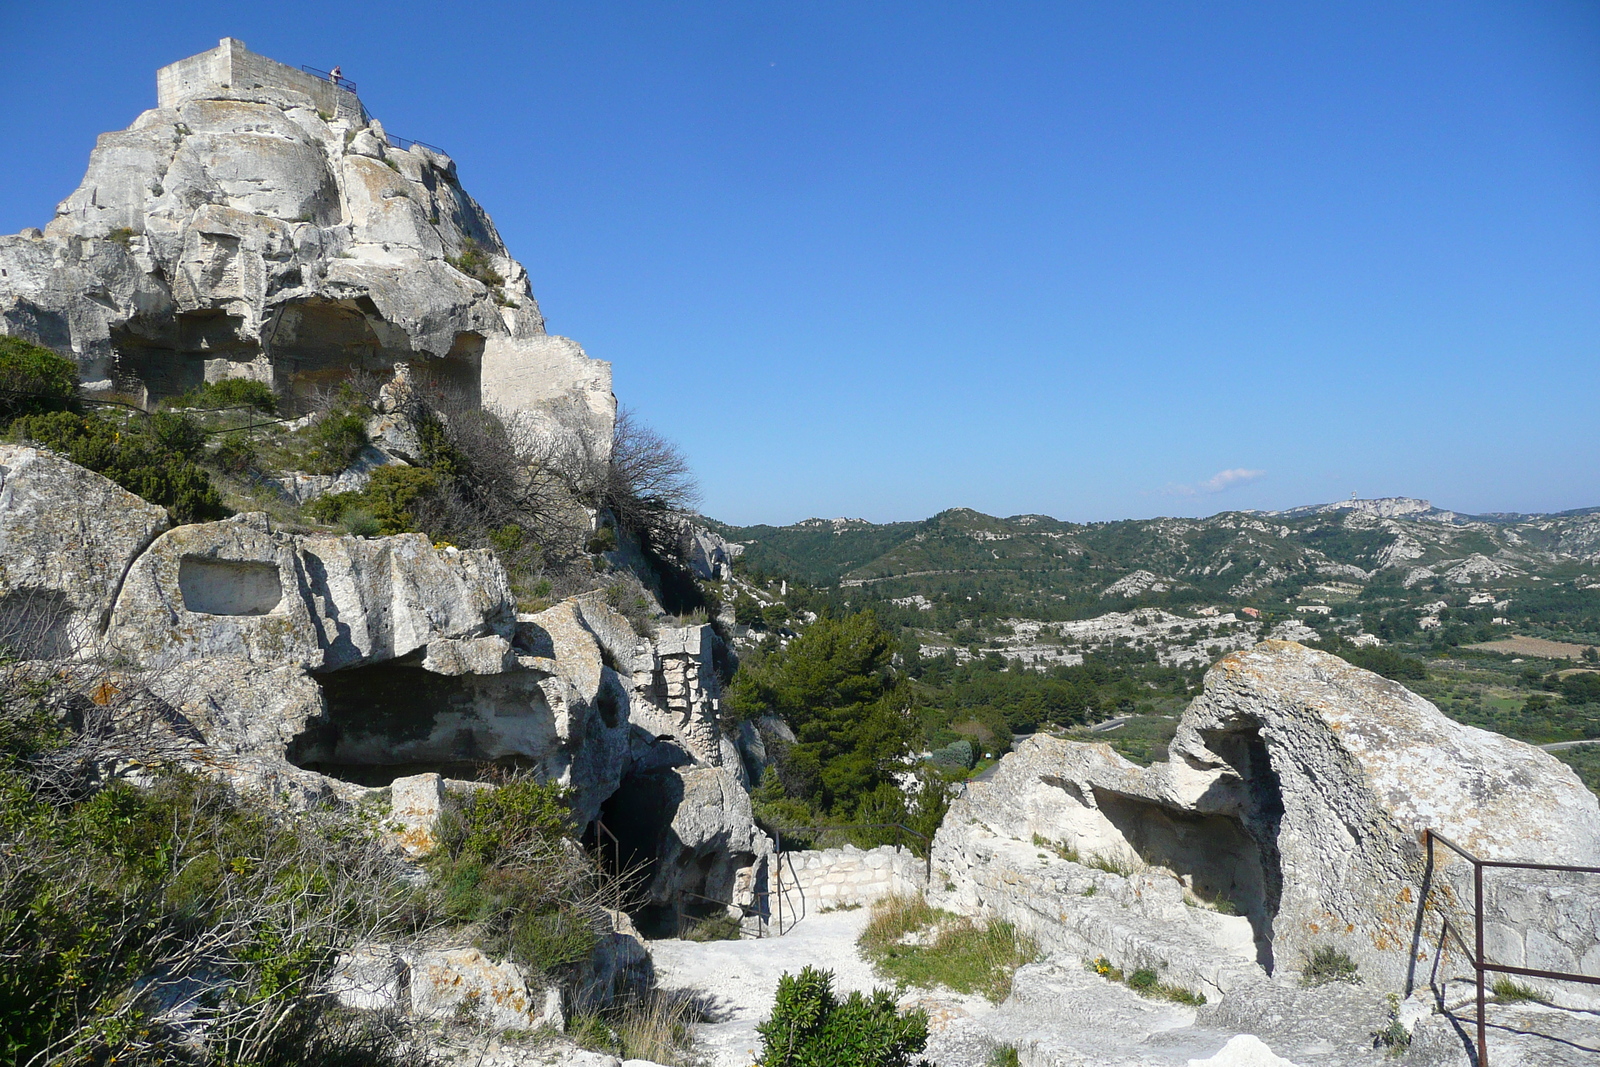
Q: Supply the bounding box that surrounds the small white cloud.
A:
[1200,468,1266,493]
[1159,468,1266,497]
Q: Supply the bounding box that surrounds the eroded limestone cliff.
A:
[0,38,612,452]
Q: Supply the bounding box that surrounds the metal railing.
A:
[300,65,358,94]
[386,134,447,156]
[1422,829,1600,1067]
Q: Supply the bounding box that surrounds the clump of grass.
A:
[682,913,741,942]
[1492,976,1541,1003]
[170,378,279,415]
[860,892,939,948]
[567,993,698,1065]
[858,893,1039,1002]
[1300,945,1361,986]
[1084,849,1141,877]
[988,1045,1020,1067]
[818,902,862,913]
[1088,956,1207,1006]
[1183,889,1238,915]
[1032,833,1079,862]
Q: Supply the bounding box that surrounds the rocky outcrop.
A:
[0,444,168,657]
[0,38,613,451]
[0,448,767,939]
[932,641,1600,1002]
[331,941,565,1032]
[106,512,514,670]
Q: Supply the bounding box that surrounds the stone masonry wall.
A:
[158,38,362,118]
[773,845,927,913]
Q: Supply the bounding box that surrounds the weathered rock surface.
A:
[106,513,514,669]
[931,640,1600,1003]
[0,443,168,656]
[331,941,563,1032]
[0,38,613,451]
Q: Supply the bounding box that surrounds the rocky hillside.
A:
[715,498,1600,655]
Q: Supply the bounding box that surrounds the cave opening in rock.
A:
[288,660,553,787]
[1201,721,1287,971]
[269,297,400,413]
[593,769,685,936]
[1089,785,1280,969]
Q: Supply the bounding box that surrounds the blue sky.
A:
[2,2,1596,524]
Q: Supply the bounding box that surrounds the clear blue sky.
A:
[3,2,1597,524]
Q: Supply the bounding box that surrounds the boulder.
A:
[0,444,168,657]
[106,515,514,670]
[932,641,1600,995]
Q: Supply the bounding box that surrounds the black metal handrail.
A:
[386,134,447,156]
[1422,829,1600,1067]
[300,65,358,94]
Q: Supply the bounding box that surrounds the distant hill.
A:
[708,499,1600,626]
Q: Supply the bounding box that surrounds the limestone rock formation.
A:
[0,38,613,452]
[0,446,767,932]
[932,641,1600,1000]
[106,512,514,669]
[0,443,168,657]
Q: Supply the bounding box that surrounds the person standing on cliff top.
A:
[329,65,343,85]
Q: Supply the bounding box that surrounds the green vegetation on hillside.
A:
[0,666,425,1067]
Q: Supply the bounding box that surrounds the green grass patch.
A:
[858,893,1040,1002]
[1492,976,1542,1003]
[1032,833,1079,862]
[1300,944,1360,986]
[681,913,742,942]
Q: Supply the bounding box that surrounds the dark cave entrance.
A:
[1201,721,1286,971]
[287,660,552,787]
[592,769,686,936]
[1090,784,1281,970]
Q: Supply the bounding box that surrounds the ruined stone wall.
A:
[773,845,927,912]
[157,37,360,118]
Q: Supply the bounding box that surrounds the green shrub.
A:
[490,522,525,557]
[10,410,226,523]
[989,1047,1020,1067]
[300,407,370,474]
[308,465,439,536]
[426,774,603,977]
[458,777,574,865]
[588,524,619,555]
[755,966,930,1067]
[446,238,505,287]
[929,738,975,769]
[340,508,381,537]
[171,378,279,415]
[1301,945,1360,986]
[212,431,259,475]
[0,336,78,424]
